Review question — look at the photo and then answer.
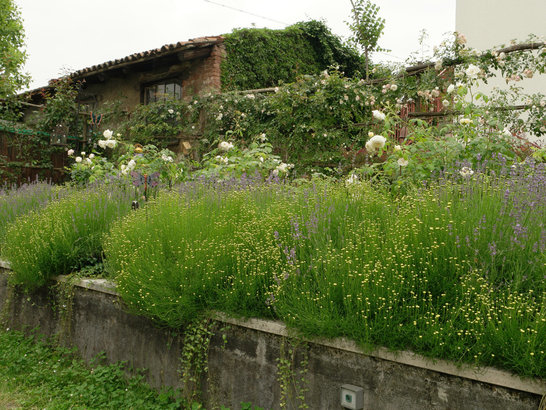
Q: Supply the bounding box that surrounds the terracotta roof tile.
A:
[68,36,224,79]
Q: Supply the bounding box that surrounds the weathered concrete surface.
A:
[0,269,543,410]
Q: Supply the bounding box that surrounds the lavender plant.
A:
[0,180,71,253]
[104,163,545,377]
[1,182,134,289]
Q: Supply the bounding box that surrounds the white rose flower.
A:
[103,129,113,140]
[459,118,472,125]
[67,149,74,156]
[168,109,174,114]
[397,158,409,167]
[81,152,86,156]
[127,159,136,170]
[442,99,450,108]
[390,84,398,91]
[105,139,117,149]
[459,167,474,178]
[75,156,82,163]
[372,110,386,121]
[89,154,95,159]
[465,64,481,79]
[447,84,455,94]
[366,135,386,154]
[98,140,107,149]
[218,141,234,152]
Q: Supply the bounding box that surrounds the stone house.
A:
[26,36,225,113]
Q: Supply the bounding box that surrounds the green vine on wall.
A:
[221,20,365,91]
[180,317,214,404]
[277,337,309,409]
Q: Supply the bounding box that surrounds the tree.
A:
[0,0,29,98]
[347,0,386,80]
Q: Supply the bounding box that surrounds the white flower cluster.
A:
[372,110,386,121]
[465,64,481,79]
[459,167,474,178]
[381,83,398,94]
[161,154,174,162]
[272,162,294,176]
[365,135,386,155]
[120,159,136,175]
[70,150,93,165]
[98,129,118,149]
[218,141,234,152]
[215,155,229,165]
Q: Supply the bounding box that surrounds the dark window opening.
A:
[143,80,182,104]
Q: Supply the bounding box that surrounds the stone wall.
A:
[0,267,544,409]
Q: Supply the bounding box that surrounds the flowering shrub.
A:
[0,180,70,252]
[195,134,293,180]
[103,162,545,377]
[1,184,133,289]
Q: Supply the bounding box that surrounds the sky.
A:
[15,0,456,91]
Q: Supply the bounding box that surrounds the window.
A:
[143,80,182,104]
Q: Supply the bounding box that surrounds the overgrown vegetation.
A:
[221,20,365,91]
[1,183,133,289]
[0,329,182,409]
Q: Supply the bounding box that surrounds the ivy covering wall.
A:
[221,20,365,91]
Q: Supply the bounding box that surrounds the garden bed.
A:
[0,265,544,409]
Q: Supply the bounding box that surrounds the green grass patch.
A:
[0,329,182,409]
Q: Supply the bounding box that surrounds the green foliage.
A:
[0,0,29,97]
[196,135,292,180]
[221,20,365,91]
[38,77,83,135]
[105,173,545,377]
[0,181,69,253]
[347,0,386,79]
[0,329,182,409]
[1,185,133,289]
[122,99,190,148]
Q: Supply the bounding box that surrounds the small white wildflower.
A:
[442,99,450,108]
[161,154,173,162]
[390,84,398,91]
[393,145,401,152]
[168,109,174,114]
[67,149,74,156]
[216,113,223,121]
[127,159,136,170]
[85,158,92,165]
[88,154,95,159]
[447,84,455,94]
[346,173,359,185]
[218,141,234,152]
[397,157,409,167]
[459,118,472,125]
[459,167,474,177]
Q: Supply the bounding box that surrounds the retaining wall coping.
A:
[1,263,545,396]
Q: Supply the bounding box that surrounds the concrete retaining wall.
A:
[0,264,544,409]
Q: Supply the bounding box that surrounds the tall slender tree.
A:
[347,0,386,80]
[0,0,29,98]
